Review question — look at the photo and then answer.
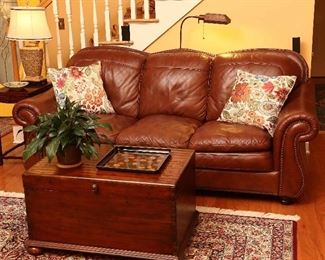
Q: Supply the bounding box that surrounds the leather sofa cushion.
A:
[207,49,309,120]
[139,50,211,121]
[67,46,147,118]
[189,121,271,152]
[116,114,201,148]
[96,114,138,143]
[195,152,273,172]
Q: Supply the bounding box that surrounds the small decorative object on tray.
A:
[3,81,29,90]
[97,146,171,173]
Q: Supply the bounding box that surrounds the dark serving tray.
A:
[96,146,171,173]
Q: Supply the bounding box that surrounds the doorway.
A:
[311,0,325,78]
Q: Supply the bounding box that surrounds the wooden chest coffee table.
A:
[23,146,197,259]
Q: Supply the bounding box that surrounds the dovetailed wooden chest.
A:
[23,147,197,259]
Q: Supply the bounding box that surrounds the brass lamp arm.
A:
[179,15,200,49]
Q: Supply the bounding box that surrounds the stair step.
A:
[124,18,159,24]
[130,0,202,50]
[98,40,134,47]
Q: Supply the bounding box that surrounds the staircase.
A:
[40,0,202,68]
[129,0,201,50]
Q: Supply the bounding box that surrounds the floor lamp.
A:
[179,13,231,48]
[6,6,52,82]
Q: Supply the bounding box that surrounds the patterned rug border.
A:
[0,191,300,221]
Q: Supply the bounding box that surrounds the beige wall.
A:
[45,0,315,69]
[146,0,315,69]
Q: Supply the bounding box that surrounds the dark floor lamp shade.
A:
[179,13,231,48]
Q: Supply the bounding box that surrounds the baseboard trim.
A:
[0,190,24,198]
[196,206,300,221]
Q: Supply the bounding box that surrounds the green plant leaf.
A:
[45,137,60,162]
[23,97,111,162]
[23,138,43,160]
[86,132,100,143]
[97,122,112,130]
[48,130,58,138]
[24,125,38,132]
[98,134,112,144]
[80,142,98,160]
[60,135,72,150]
[73,128,85,137]
[37,127,50,138]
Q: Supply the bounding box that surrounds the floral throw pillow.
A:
[48,62,114,114]
[218,70,297,136]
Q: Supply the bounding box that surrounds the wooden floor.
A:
[0,132,324,259]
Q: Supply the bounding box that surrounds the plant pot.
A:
[56,145,82,169]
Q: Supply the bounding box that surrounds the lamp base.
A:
[25,78,48,87]
[24,75,46,82]
[19,47,44,82]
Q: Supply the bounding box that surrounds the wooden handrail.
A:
[40,0,52,8]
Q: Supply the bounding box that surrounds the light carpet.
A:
[0,191,298,260]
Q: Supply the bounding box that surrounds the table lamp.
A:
[179,13,231,48]
[6,6,52,82]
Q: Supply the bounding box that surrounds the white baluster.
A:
[52,0,62,68]
[144,0,149,19]
[65,0,74,57]
[93,0,99,46]
[104,0,111,41]
[79,0,86,48]
[130,0,136,19]
[117,0,123,41]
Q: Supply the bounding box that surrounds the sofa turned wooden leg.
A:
[280,197,295,205]
[26,246,43,255]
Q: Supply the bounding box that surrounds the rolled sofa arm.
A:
[12,88,57,127]
[12,89,57,169]
[273,79,319,200]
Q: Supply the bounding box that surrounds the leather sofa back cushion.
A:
[139,51,211,121]
[67,46,147,118]
[207,49,309,120]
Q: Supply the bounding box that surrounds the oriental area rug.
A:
[0,192,298,260]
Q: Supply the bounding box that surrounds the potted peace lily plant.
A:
[23,98,111,168]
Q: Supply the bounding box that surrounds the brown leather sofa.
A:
[13,46,319,203]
